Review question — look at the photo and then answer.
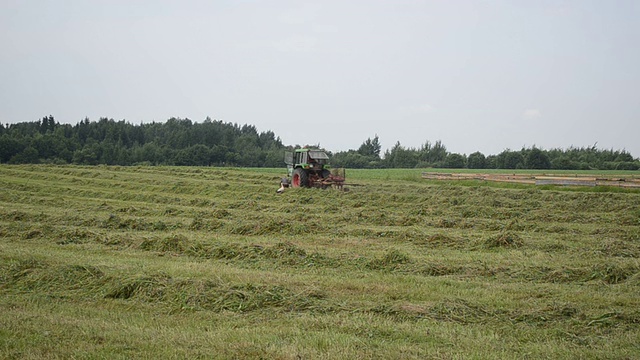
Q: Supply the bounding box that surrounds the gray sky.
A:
[2,0,639,157]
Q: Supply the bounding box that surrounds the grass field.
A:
[1,165,639,359]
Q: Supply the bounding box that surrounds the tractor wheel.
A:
[321,169,331,179]
[292,168,309,188]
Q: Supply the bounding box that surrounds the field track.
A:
[422,172,640,188]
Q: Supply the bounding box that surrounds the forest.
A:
[1,116,638,170]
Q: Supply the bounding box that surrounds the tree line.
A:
[1,117,638,170]
[0,116,285,167]
[331,136,640,170]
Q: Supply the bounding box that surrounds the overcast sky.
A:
[1,0,639,157]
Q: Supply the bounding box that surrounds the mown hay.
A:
[526,263,640,284]
[105,274,169,300]
[511,302,581,326]
[139,234,189,253]
[415,233,466,249]
[372,298,498,324]
[598,239,640,258]
[427,298,497,324]
[1,258,47,285]
[435,218,458,228]
[1,259,105,292]
[188,217,223,231]
[484,231,524,248]
[102,214,172,231]
[183,241,332,268]
[104,275,326,313]
[262,241,307,259]
[366,249,412,271]
[418,263,462,276]
[55,228,101,245]
[590,263,639,284]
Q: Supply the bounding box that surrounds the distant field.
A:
[348,168,640,182]
[1,165,639,359]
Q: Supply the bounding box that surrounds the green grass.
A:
[1,164,639,359]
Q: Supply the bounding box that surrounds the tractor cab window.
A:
[295,152,308,165]
[284,151,294,165]
[309,151,329,165]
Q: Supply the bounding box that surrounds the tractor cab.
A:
[285,148,330,177]
[284,148,343,188]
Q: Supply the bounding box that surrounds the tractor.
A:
[284,148,345,189]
